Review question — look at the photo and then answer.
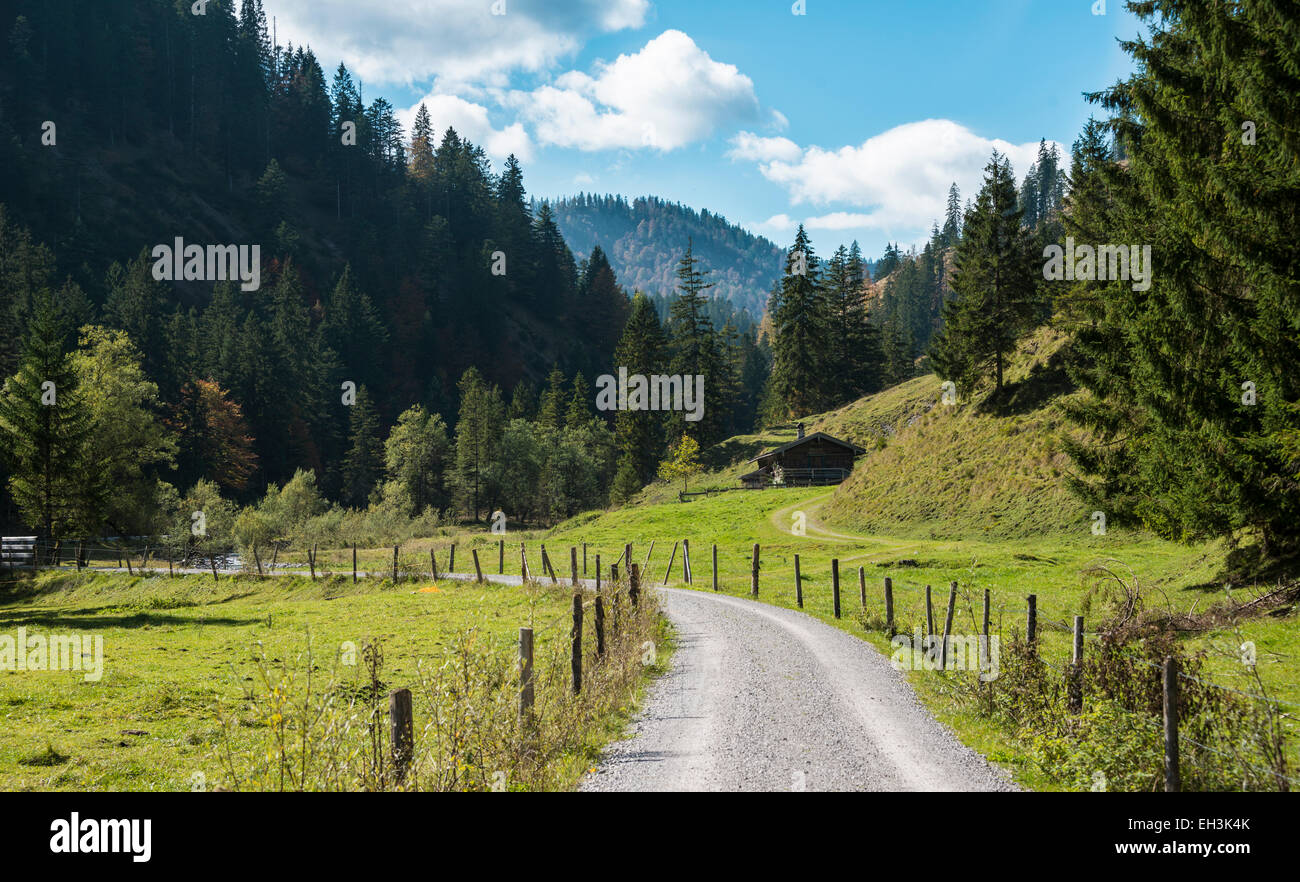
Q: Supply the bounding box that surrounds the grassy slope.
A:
[0,572,633,790]
[817,326,1086,540]
[540,329,1298,789]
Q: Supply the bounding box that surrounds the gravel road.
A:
[581,587,1017,792]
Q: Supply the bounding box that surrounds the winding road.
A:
[580,586,1016,793]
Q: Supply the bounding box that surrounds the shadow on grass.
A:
[0,609,259,630]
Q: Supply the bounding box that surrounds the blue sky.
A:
[272,0,1144,261]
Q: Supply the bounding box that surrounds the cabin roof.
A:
[747,431,866,464]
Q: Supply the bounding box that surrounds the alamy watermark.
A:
[890,630,1000,681]
[1,627,103,682]
[595,368,704,422]
[151,237,261,291]
[1042,238,1152,292]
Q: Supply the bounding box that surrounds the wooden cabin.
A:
[739,424,865,488]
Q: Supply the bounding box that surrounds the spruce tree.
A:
[766,225,830,419]
[612,293,667,500]
[0,288,97,538]
[340,384,382,508]
[931,151,1041,396]
[1063,2,1300,556]
[453,367,503,521]
[666,240,732,445]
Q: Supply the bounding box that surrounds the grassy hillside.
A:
[816,326,1087,540]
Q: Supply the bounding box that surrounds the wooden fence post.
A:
[352,544,357,583]
[594,595,606,656]
[751,544,760,596]
[168,548,173,578]
[595,554,601,592]
[982,588,990,670]
[519,628,534,724]
[499,539,504,575]
[537,544,551,583]
[1163,656,1180,792]
[571,546,579,586]
[925,585,935,637]
[611,563,619,590]
[629,563,640,607]
[884,577,894,636]
[794,554,803,608]
[1069,615,1085,713]
[571,594,583,695]
[712,544,719,592]
[310,543,317,580]
[832,559,842,619]
[682,539,692,584]
[431,549,438,580]
[1026,594,1037,651]
[643,540,655,572]
[393,545,399,582]
[472,548,484,583]
[940,582,957,670]
[519,543,528,582]
[210,553,219,584]
[389,688,413,784]
[253,545,263,577]
[663,541,678,586]
[582,542,588,576]
[858,566,866,609]
[449,543,456,573]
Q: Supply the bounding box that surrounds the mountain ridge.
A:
[546,193,784,317]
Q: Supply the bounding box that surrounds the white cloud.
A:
[398,94,533,161]
[510,30,762,152]
[758,213,797,233]
[726,132,802,163]
[804,212,880,231]
[270,0,650,86]
[743,119,1061,234]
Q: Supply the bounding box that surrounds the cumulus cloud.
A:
[735,119,1062,234]
[270,0,649,86]
[726,132,802,163]
[398,94,533,161]
[509,30,762,152]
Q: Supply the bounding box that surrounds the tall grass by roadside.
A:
[214,579,668,791]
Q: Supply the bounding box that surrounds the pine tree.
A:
[565,371,592,430]
[537,365,567,430]
[825,242,885,402]
[0,288,96,538]
[931,151,1041,396]
[340,385,382,508]
[453,367,504,521]
[666,240,732,445]
[611,293,668,499]
[507,379,536,422]
[766,225,829,419]
[941,183,962,247]
[1063,2,1300,555]
[576,245,630,370]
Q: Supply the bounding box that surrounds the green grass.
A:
[541,474,1298,789]
[0,570,629,790]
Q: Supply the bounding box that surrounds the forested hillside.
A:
[548,193,784,317]
[0,0,773,536]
